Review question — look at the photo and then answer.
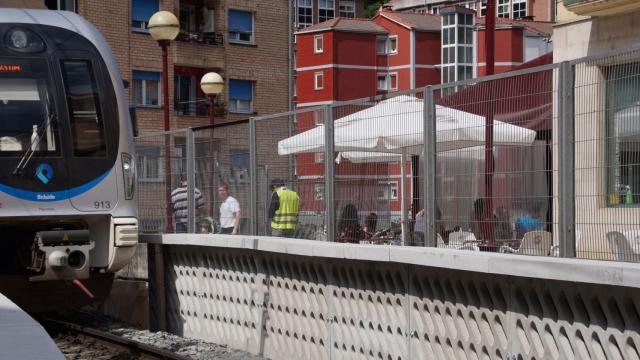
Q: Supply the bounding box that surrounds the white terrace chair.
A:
[443,231,479,251]
[500,230,552,256]
[448,230,477,248]
[607,231,640,262]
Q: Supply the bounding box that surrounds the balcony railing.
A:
[176,31,224,46]
[563,0,640,16]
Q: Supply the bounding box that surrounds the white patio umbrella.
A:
[278,95,536,156]
[279,95,536,244]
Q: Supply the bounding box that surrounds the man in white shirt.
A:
[218,184,240,234]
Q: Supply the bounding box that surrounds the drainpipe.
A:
[288,0,294,183]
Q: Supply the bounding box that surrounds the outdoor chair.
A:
[607,231,640,262]
[441,232,479,251]
[448,230,477,248]
[500,230,552,256]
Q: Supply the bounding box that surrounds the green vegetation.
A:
[364,0,390,18]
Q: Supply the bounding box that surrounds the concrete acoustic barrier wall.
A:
[142,234,640,360]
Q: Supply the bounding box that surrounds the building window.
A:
[131,0,159,31]
[314,35,324,53]
[377,74,387,90]
[298,0,313,27]
[376,36,387,54]
[431,6,440,14]
[314,109,325,125]
[45,0,76,11]
[319,0,335,23]
[512,0,527,19]
[497,0,510,18]
[314,183,325,201]
[605,63,640,206]
[229,79,253,113]
[339,0,355,18]
[377,181,398,200]
[441,11,474,87]
[230,149,250,184]
[389,73,398,90]
[314,72,324,90]
[464,1,477,11]
[174,74,198,116]
[137,147,162,182]
[388,36,398,54]
[179,3,197,33]
[480,0,487,16]
[132,71,161,107]
[228,9,254,44]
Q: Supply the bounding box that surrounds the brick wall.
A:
[77,0,290,135]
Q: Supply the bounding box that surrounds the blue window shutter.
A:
[133,71,160,81]
[230,80,252,101]
[228,9,253,33]
[132,0,159,22]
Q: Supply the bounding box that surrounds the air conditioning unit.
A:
[203,8,215,33]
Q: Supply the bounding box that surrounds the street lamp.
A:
[200,72,224,222]
[149,10,179,233]
[149,10,180,132]
[200,72,224,125]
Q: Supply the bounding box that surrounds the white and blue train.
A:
[0,8,138,311]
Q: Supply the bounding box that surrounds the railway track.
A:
[42,317,191,360]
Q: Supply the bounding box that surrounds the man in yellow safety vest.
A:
[268,179,300,237]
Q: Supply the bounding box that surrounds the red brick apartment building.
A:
[41,0,291,134]
[294,6,553,213]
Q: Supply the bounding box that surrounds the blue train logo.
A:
[36,163,53,184]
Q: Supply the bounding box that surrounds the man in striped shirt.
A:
[171,179,204,233]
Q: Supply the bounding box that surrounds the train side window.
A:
[60,60,107,157]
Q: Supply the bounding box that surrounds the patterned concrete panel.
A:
[151,244,640,359]
[164,246,264,354]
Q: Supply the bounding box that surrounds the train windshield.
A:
[0,68,58,155]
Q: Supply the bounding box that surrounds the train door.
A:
[54,51,120,212]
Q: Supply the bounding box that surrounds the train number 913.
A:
[94,201,111,209]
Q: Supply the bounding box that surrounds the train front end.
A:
[0,11,138,311]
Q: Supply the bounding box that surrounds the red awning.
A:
[440,52,554,132]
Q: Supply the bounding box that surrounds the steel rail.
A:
[43,318,190,360]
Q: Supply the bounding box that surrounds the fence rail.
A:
[136,44,640,263]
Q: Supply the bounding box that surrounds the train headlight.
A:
[121,152,135,200]
[4,28,45,53]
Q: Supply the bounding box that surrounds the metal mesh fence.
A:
[331,90,426,246]
[134,44,640,262]
[573,49,640,261]
[255,108,325,239]
[193,123,251,235]
[136,130,187,234]
[433,66,558,254]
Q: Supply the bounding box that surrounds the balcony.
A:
[563,0,640,17]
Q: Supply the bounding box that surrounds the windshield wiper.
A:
[13,94,55,177]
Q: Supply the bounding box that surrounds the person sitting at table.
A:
[413,207,445,239]
[362,212,378,239]
[337,203,363,243]
[471,198,498,242]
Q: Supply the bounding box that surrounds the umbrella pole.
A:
[401,151,409,246]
